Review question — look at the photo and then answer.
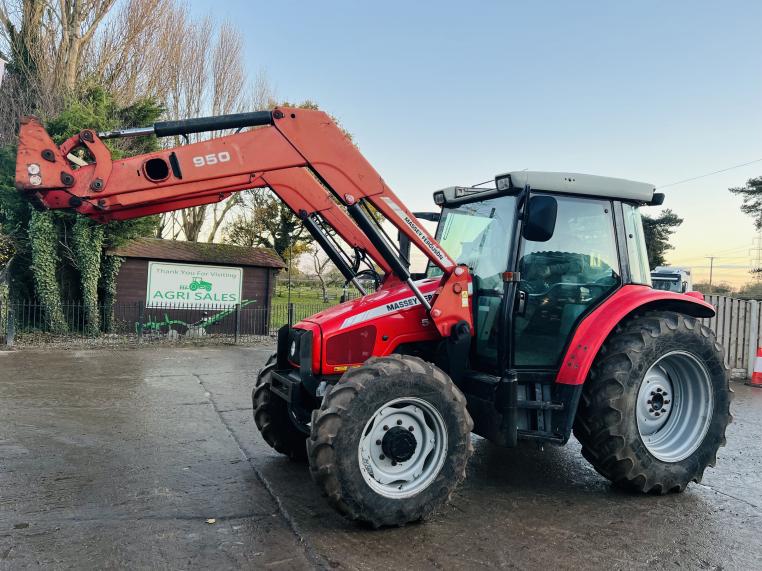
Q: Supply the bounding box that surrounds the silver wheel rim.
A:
[636,350,714,463]
[358,397,448,499]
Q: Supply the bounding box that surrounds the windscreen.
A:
[427,196,517,288]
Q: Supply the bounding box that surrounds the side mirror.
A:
[682,281,688,293]
[522,195,557,242]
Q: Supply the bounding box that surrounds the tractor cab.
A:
[429,172,658,373]
[421,172,665,444]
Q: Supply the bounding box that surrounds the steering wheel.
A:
[348,269,382,292]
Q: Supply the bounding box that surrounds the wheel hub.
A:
[358,399,448,499]
[381,426,417,462]
[636,351,714,463]
[642,380,671,418]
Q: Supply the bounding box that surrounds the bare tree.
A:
[310,246,333,302]
[55,0,116,90]
[1,0,114,94]
[84,0,179,104]
[86,0,274,242]
[0,0,115,142]
[157,16,272,242]
[0,1,53,141]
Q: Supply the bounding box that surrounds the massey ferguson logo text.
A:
[339,290,435,329]
[380,197,454,267]
[386,293,433,312]
[403,215,449,263]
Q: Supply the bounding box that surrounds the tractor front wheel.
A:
[307,355,473,527]
[252,353,308,461]
[574,311,731,494]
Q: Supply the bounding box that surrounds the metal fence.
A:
[0,300,332,347]
[701,295,762,377]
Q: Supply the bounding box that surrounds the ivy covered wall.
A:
[28,210,68,332]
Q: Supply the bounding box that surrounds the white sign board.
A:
[146,261,243,308]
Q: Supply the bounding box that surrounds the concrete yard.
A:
[1,345,760,570]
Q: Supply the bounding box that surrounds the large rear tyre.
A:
[307,355,473,527]
[252,353,308,461]
[573,311,731,494]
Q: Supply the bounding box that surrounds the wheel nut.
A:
[379,454,385,460]
[650,391,656,396]
[397,419,403,426]
[647,400,652,405]
[383,425,389,431]
[664,399,670,404]
[656,388,662,393]
[655,412,660,417]
[376,439,381,446]
[408,426,414,432]
[648,408,654,413]
[391,461,397,466]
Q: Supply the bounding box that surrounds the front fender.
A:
[556,285,715,385]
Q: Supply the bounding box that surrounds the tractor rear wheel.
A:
[252,353,308,461]
[573,311,731,494]
[307,355,473,527]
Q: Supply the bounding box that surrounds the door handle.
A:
[515,290,527,316]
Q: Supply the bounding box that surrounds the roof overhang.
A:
[495,171,657,204]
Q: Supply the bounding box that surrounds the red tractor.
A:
[16,109,730,527]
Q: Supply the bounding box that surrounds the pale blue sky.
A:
[191,0,762,285]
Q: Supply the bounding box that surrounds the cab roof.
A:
[497,171,656,203]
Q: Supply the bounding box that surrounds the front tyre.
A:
[308,355,473,527]
[252,353,308,461]
[574,311,731,494]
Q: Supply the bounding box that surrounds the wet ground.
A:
[1,345,760,570]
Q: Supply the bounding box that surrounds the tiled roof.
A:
[108,238,285,269]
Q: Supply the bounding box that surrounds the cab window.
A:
[622,203,652,285]
[514,196,621,367]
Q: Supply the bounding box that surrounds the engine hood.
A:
[299,277,441,332]
[294,277,443,375]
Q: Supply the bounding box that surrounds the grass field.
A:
[271,281,361,305]
[268,279,371,329]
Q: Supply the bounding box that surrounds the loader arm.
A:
[14,108,471,336]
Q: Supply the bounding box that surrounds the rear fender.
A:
[556,285,715,386]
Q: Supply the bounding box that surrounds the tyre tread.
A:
[307,354,473,527]
[573,310,731,494]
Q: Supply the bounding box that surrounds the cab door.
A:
[513,195,622,368]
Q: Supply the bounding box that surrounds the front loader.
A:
[15,108,731,527]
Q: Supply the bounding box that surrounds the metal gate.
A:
[702,295,762,377]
